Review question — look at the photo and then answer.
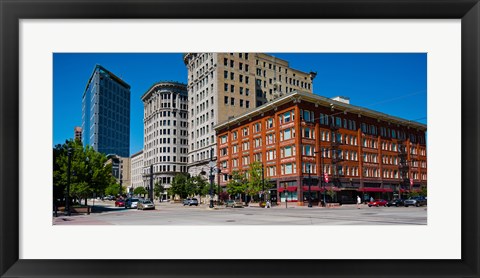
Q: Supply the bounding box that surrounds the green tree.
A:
[190,175,208,203]
[169,173,191,199]
[326,187,337,202]
[226,170,247,201]
[420,185,427,197]
[134,186,148,197]
[246,161,270,202]
[154,182,165,201]
[105,183,125,196]
[53,139,116,206]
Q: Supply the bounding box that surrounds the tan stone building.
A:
[105,154,131,191]
[130,150,144,193]
[183,53,316,177]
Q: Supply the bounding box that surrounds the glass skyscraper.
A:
[82,64,130,157]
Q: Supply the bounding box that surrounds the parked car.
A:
[367,199,388,207]
[137,199,155,210]
[404,196,427,207]
[387,199,404,207]
[104,195,116,201]
[183,198,199,206]
[125,198,140,209]
[114,199,125,207]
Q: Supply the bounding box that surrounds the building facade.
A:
[130,150,144,193]
[82,64,131,157]
[141,82,189,199]
[183,53,316,177]
[74,126,82,143]
[215,91,427,205]
[105,154,131,192]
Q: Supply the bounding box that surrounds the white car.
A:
[125,198,139,209]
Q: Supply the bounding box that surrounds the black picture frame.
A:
[1,0,478,277]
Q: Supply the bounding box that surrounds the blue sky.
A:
[53,53,427,156]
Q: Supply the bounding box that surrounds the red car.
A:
[115,199,125,207]
[367,199,388,207]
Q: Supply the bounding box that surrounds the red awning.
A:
[302,186,321,191]
[278,186,298,192]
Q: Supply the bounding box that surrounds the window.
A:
[240,99,244,107]
[232,144,238,154]
[282,163,296,175]
[231,98,235,106]
[242,127,249,136]
[254,122,261,133]
[281,145,295,158]
[242,141,249,151]
[303,127,314,139]
[301,110,314,122]
[266,133,275,144]
[230,84,234,93]
[281,128,294,141]
[220,135,227,144]
[266,118,274,129]
[246,101,250,108]
[220,147,228,156]
[224,96,228,104]
[232,131,238,140]
[254,138,262,148]
[303,145,314,156]
[267,149,276,160]
[335,117,342,127]
[224,71,228,78]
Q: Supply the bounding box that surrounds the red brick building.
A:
[215,91,427,205]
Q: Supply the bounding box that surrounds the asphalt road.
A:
[53,201,427,225]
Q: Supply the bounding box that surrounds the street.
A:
[53,200,427,225]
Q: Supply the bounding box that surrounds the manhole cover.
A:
[226,220,235,222]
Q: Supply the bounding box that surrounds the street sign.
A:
[324,173,329,183]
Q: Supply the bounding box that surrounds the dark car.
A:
[404,196,427,207]
[367,199,388,207]
[387,199,404,207]
[114,199,125,207]
[125,198,139,209]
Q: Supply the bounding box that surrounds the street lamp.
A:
[65,147,73,216]
[208,160,215,208]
